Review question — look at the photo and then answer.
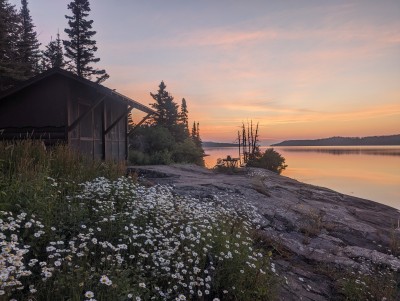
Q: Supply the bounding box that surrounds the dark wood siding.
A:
[0,75,68,142]
[0,69,152,161]
[104,100,127,161]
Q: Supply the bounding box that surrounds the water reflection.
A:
[203,146,400,209]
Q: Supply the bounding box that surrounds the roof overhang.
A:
[0,67,156,115]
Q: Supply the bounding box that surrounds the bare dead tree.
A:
[238,121,260,165]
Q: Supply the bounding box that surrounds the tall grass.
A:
[0,141,278,300]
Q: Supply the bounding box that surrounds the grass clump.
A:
[0,141,278,300]
[337,264,400,301]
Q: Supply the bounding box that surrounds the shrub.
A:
[247,148,287,174]
[128,149,151,165]
[172,138,204,165]
[129,126,175,154]
[149,149,173,165]
[129,125,205,166]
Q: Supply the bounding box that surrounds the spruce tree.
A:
[42,32,64,69]
[179,98,189,135]
[191,121,202,148]
[0,0,24,90]
[191,121,197,139]
[63,0,108,82]
[196,122,202,147]
[150,81,179,130]
[17,0,41,77]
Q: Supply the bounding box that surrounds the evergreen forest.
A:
[0,0,107,90]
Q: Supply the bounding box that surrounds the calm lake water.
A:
[203,146,400,210]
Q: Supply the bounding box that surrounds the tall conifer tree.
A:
[17,0,41,77]
[150,81,179,130]
[191,121,197,139]
[179,98,189,135]
[63,0,108,82]
[191,121,202,147]
[0,0,24,90]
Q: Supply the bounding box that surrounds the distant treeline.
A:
[202,141,237,147]
[271,134,400,146]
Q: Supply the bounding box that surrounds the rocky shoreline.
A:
[128,164,400,300]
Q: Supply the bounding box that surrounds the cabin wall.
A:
[0,71,131,161]
[67,81,127,161]
[67,81,105,160]
[0,75,68,142]
[104,100,127,161]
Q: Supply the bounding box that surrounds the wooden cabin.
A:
[0,68,155,161]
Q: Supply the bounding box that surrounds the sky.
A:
[10,0,400,144]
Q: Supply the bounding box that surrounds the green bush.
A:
[128,149,151,165]
[172,138,204,165]
[130,126,175,153]
[247,148,287,174]
[149,149,173,165]
[129,126,204,166]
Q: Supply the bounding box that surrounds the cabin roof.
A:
[0,67,156,115]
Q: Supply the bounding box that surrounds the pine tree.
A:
[17,0,41,77]
[191,121,202,148]
[0,0,24,90]
[63,0,108,83]
[195,122,202,147]
[42,32,64,69]
[179,98,189,135]
[149,81,179,130]
[196,122,200,139]
[191,121,197,139]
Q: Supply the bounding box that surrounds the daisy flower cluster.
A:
[0,176,277,300]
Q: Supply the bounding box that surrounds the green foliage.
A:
[131,125,175,153]
[129,126,204,165]
[130,82,205,166]
[63,0,108,82]
[247,148,287,174]
[191,121,202,148]
[129,126,175,165]
[0,141,278,300]
[0,0,25,90]
[179,98,189,136]
[172,138,205,165]
[325,263,400,301]
[128,149,150,165]
[42,32,63,69]
[149,81,179,130]
[17,0,41,77]
[0,140,124,212]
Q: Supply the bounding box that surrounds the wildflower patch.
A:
[1,177,277,300]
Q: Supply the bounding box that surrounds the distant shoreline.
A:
[271,134,400,147]
[202,141,237,147]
